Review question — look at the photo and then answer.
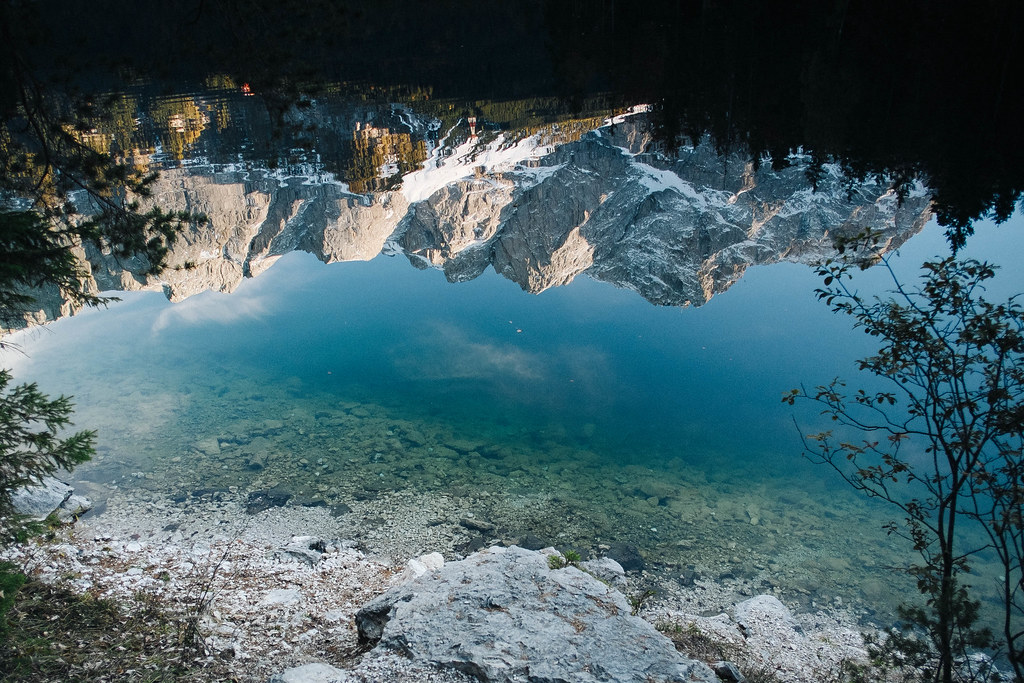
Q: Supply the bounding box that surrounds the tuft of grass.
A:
[659,621,733,662]
[547,550,582,570]
[628,588,656,616]
[0,576,221,682]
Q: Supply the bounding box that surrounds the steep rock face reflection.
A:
[75,113,930,316]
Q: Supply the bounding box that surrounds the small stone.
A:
[55,494,92,522]
[401,552,445,582]
[273,536,326,566]
[734,595,804,636]
[712,660,747,682]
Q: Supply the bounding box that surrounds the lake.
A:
[4,127,1021,628]
[2,2,1023,656]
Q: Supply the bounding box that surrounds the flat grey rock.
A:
[356,545,716,683]
[12,477,91,521]
[261,588,301,606]
[273,535,327,566]
[580,556,627,589]
[55,493,93,522]
[267,662,345,682]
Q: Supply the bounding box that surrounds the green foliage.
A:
[0,546,233,679]
[0,369,93,536]
[0,562,26,636]
[787,230,1024,682]
[0,210,111,328]
[547,549,583,571]
[0,53,198,554]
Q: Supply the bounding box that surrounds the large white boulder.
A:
[356,545,716,683]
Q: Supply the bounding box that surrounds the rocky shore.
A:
[4,480,880,682]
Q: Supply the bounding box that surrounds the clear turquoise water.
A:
[3,214,1022,626]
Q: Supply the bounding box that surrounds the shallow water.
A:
[4,214,1023,629]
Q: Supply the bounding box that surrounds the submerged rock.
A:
[606,541,646,572]
[194,437,221,456]
[246,487,293,514]
[517,533,547,550]
[355,545,716,683]
[459,516,496,533]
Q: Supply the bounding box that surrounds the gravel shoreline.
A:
[3,487,880,682]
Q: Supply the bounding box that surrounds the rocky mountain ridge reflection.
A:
[36,112,931,324]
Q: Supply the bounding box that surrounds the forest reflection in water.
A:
[5,0,1020,248]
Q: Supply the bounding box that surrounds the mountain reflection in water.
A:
[23,108,932,324]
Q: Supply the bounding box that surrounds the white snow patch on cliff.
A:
[633,162,732,210]
[602,103,654,127]
[516,161,566,185]
[400,134,553,204]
